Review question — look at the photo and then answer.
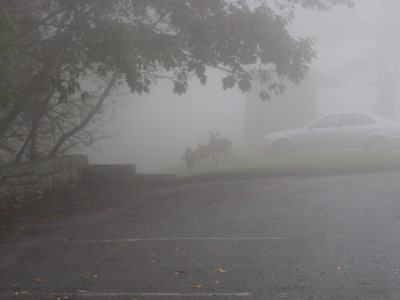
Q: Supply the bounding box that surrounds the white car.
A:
[261,111,400,153]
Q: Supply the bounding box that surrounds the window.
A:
[341,113,374,126]
[311,114,342,129]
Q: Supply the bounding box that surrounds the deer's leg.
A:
[196,158,201,172]
[186,162,193,175]
[222,151,228,164]
[228,150,234,164]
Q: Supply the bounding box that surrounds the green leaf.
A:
[237,78,252,92]
[222,76,236,90]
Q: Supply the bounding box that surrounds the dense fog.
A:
[83,0,400,173]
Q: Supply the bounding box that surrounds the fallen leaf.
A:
[16,224,32,232]
[76,290,87,293]
[35,278,46,282]
[218,268,228,273]
[56,297,70,300]
[214,280,220,284]
[83,272,99,278]
[335,266,342,270]
[172,271,187,276]
[278,292,288,298]
[192,285,202,288]
[14,291,30,295]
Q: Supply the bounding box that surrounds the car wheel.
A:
[272,139,296,154]
[365,137,390,152]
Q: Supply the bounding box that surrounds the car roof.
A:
[317,111,399,123]
[322,110,372,116]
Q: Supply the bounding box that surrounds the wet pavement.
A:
[1,169,400,299]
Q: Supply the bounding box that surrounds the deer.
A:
[194,142,214,171]
[182,143,215,176]
[182,146,197,176]
[208,132,233,167]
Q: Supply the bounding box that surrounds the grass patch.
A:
[160,150,400,177]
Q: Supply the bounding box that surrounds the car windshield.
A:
[308,114,341,129]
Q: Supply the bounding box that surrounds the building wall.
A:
[245,81,316,147]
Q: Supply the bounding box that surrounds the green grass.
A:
[160,150,400,177]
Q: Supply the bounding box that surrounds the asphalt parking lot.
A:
[1,169,400,299]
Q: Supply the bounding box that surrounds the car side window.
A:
[341,114,362,126]
[311,114,342,129]
[363,115,375,125]
[341,114,375,126]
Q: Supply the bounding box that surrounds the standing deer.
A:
[208,132,233,167]
[182,146,197,176]
[194,142,214,171]
[182,143,214,175]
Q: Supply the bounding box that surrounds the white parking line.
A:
[2,292,252,297]
[24,236,287,247]
[86,237,287,243]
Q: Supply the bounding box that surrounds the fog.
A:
[84,70,245,173]
[84,0,400,173]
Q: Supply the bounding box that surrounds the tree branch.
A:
[46,70,120,158]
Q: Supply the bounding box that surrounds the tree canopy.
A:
[0,0,353,162]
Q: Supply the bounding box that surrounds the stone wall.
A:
[83,165,178,187]
[83,164,137,187]
[0,155,88,210]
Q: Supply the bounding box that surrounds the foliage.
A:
[0,0,353,162]
[0,12,18,107]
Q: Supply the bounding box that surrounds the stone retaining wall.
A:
[83,165,178,187]
[83,164,137,187]
[0,155,88,210]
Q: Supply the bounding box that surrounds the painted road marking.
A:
[21,236,288,247]
[1,292,252,297]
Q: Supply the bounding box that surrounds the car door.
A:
[305,114,343,151]
[336,113,375,149]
